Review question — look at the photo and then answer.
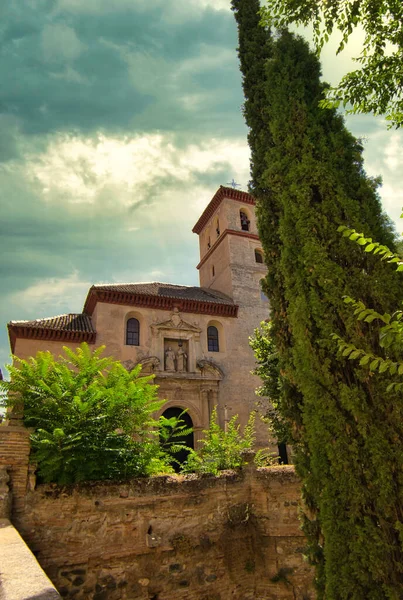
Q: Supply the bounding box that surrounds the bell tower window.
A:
[240,210,250,231]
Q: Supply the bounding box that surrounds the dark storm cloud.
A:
[0,0,248,375]
[0,159,205,369]
[0,0,243,149]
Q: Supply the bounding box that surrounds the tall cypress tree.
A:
[231,0,292,373]
[232,4,403,597]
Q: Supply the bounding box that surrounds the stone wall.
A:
[0,518,61,600]
[0,424,30,517]
[15,459,315,600]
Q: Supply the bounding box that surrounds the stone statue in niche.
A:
[177,346,187,372]
[165,346,176,371]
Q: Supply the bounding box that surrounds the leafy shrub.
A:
[182,408,256,475]
[158,410,194,469]
[0,343,176,483]
[250,321,291,446]
[254,447,277,467]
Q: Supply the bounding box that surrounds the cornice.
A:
[8,324,96,353]
[84,289,238,319]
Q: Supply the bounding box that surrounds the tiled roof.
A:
[9,314,95,333]
[84,282,238,317]
[91,283,235,305]
[8,314,96,352]
[192,186,255,234]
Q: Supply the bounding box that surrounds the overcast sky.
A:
[1,0,402,375]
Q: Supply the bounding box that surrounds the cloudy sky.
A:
[1,0,402,375]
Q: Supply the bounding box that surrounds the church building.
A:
[8,186,274,450]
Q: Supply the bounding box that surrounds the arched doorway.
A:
[278,442,289,465]
[161,407,194,470]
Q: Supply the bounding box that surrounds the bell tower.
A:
[192,186,271,448]
[192,186,268,309]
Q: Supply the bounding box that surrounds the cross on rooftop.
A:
[226,179,241,189]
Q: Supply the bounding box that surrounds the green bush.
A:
[250,321,290,446]
[0,343,175,483]
[182,408,257,475]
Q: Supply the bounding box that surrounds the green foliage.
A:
[337,225,403,269]
[249,321,291,444]
[232,5,403,597]
[0,343,176,483]
[332,228,403,393]
[158,410,193,467]
[254,447,277,467]
[231,0,273,187]
[182,408,256,475]
[260,0,403,127]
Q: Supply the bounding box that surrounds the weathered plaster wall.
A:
[16,461,315,600]
[12,339,90,362]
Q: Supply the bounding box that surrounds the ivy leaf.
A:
[365,243,375,252]
[342,346,354,357]
[389,364,398,376]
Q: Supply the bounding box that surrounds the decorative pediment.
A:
[197,359,224,380]
[151,311,201,334]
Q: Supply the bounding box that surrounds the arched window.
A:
[207,325,219,352]
[240,210,250,231]
[126,318,140,346]
[255,249,263,263]
[216,218,220,237]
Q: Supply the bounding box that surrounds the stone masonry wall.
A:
[0,424,30,517]
[15,460,315,600]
